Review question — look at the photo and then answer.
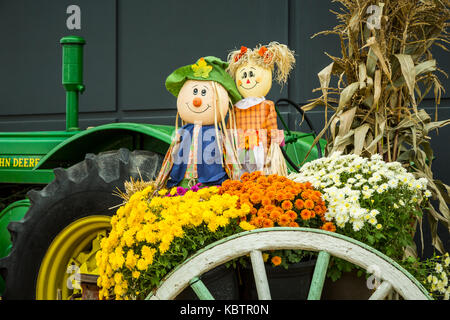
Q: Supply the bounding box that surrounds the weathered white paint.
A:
[250,250,271,300]
[147,229,430,300]
[369,281,393,300]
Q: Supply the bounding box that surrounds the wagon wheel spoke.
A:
[307,251,331,300]
[369,281,393,300]
[189,277,215,300]
[250,250,271,300]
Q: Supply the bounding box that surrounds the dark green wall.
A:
[0,0,449,253]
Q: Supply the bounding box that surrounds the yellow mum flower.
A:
[136,258,148,271]
[125,250,137,270]
[239,221,256,231]
[141,245,156,264]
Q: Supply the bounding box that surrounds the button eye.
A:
[242,72,247,79]
[201,89,207,96]
[193,88,198,95]
[249,71,255,77]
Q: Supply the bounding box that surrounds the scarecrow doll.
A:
[226,42,295,176]
[155,56,242,189]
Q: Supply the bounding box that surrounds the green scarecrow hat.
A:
[165,56,242,104]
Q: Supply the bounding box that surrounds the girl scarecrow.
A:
[226,42,295,177]
[155,56,242,189]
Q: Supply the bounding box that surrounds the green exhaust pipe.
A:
[60,36,85,131]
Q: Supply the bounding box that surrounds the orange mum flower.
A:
[261,197,272,206]
[269,210,281,222]
[285,192,296,201]
[285,210,297,220]
[273,182,284,190]
[250,192,262,204]
[253,216,264,228]
[300,209,312,220]
[263,219,274,228]
[281,200,293,210]
[289,221,299,227]
[275,192,287,202]
[240,194,250,203]
[295,199,304,210]
[271,256,282,266]
[314,205,324,215]
[278,214,291,226]
[321,222,336,232]
[304,199,315,210]
[301,191,311,200]
[250,171,262,181]
[257,208,268,219]
[266,191,276,201]
[240,172,250,181]
[256,176,268,184]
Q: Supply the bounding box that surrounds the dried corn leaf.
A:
[337,107,357,137]
[359,62,367,89]
[338,82,359,111]
[366,47,378,77]
[354,123,371,155]
[364,37,391,80]
[395,54,417,110]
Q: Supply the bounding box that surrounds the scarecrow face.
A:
[235,61,272,98]
[177,80,229,125]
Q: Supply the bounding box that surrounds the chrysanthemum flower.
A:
[271,256,282,266]
[281,200,293,210]
[321,222,336,232]
[300,209,312,220]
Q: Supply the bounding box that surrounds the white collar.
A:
[234,96,266,110]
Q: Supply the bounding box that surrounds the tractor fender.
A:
[35,122,174,170]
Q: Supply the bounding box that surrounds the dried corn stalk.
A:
[303,0,450,253]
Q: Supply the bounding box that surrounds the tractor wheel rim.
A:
[36,215,111,300]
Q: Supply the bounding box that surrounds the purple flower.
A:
[176,186,187,196]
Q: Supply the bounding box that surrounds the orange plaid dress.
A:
[233,100,282,151]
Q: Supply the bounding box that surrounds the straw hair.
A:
[264,142,288,177]
[226,42,296,85]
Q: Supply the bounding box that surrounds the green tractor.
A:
[0,36,324,300]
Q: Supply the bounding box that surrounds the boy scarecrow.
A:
[155,56,242,189]
[226,42,295,176]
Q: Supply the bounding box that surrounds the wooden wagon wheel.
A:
[146,227,431,300]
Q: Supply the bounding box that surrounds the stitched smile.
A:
[240,82,258,90]
[186,103,212,114]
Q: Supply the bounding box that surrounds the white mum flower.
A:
[352,219,364,231]
[388,179,398,188]
[370,209,380,217]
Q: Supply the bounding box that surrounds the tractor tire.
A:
[0,148,163,300]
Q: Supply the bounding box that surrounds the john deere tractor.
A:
[0,36,323,300]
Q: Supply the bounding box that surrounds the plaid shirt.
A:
[233,100,283,150]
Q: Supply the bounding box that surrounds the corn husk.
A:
[302,0,450,254]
